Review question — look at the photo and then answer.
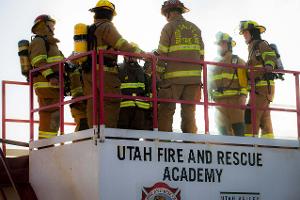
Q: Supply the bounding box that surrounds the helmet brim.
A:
[232,40,236,47]
[31,25,38,34]
[182,6,190,13]
[89,7,117,16]
[31,18,55,34]
[257,25,266,33]
[239,25,266,35]
[161,5,190,16]
[214,40,236,47]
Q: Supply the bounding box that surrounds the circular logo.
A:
[142,182,181,200]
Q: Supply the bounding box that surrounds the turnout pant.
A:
[83,70,120,128]
[214,96,246,136]
[245,86,275,138]
[38,97,60,139]
[158,83,201,133]
[118,107,147,130]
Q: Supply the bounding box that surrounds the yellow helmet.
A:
[239,20,266,35]
[215,32,236,47]
[89,0,117,16]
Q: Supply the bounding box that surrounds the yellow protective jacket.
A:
[157,15,204,84]
[93,19,141,67]
[247,39,277,87]
[29,34,64,99]
[210,52,247,100]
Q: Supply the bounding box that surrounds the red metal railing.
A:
[100,50,300,136]
[2,50,300,155]
[1,80,77,155]
[28,51,95,140]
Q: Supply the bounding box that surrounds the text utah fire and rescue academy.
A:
[117,145,263,183]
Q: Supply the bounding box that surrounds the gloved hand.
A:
[263,72,275,81]
[264,64,273,72]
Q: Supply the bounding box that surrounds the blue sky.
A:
[1,0,300,142]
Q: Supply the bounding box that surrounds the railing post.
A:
[59,62,65,135]
[295,74,300,139]
[29,72,34,141]
[151,56,158,131]
[92,50,98,127]
[202,63,209,134]
[249,65,257,136]
[2,81,6,155]
[98,50,105,127]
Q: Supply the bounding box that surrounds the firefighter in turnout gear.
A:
[209,32,247,136]
[29,15,63,139]
[157,0,204,133]
[239,20,277,139]
[83,0,143,128]
[117,57,151,130]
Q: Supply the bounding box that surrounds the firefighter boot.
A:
[78,118,89,131]
[232,122,245,137]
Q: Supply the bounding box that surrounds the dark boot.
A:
[78,118,89,131]
[232,123,245,136]
[217,126,229,135]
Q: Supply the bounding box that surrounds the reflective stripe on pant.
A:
[245,85,275,137]
[214,96,246,136]
[158,83,201,133]
[38,97,60,140]
[83,70,120,128]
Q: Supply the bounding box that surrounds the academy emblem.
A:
[141,182,181,200]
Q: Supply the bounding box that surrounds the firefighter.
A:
[65,63,89,132]
[157,0,204,133]
[84,0,143,128]
[29,15,63,139]
[239,20,277,139]
[117,57,151,130]
[209,32,247,136]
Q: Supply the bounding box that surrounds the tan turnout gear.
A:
[244,40,276,138]
[210,48,247,136]
[29,15,63,139]
[240,20,277,138]
[157,9,204,133]
[84,6,142,128]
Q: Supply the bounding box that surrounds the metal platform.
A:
[29,128,300,200]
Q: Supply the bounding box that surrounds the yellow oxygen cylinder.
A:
[18,40,31,78]
[73,23,88,64]
[237,68,248,88]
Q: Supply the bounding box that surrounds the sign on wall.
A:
[99,140,300,200]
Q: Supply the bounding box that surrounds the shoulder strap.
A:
[249,40,270,65]
[87,22,109,51]
[32,35,50,54]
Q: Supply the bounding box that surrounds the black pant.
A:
[118,107,147,130]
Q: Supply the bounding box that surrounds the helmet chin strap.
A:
[45,22,54,35]
[166,13,170,20]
